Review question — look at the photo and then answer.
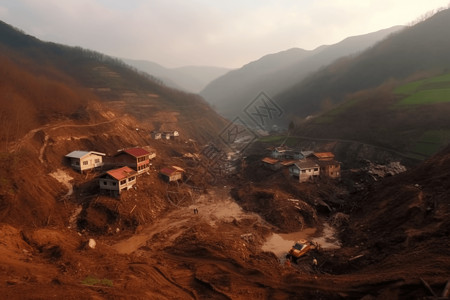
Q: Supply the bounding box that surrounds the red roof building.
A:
[99,166,137,197]
[114,147,155,175]
[160,166,184,182]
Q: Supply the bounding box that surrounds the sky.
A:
[0,0,449,68]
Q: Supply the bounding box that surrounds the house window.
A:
[95,159,100,163]
[103,181,107,185]
[314,168,318,171]
[75,161,80,166]
[83,161,88,165]
[120,180,126,185]
[301,170,306,173]
[129,176,135,181]
[112,182,116,186]
[331,172,334,175]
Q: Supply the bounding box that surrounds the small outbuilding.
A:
[160,166,185,182]
[65,150,105,173]
[151,131,162,140]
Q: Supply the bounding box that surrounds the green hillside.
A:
[277,8,450,120]
[296,73,450,160]
[395,73,450,106]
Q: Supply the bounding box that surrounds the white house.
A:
[289,160,320,183]
[65,151,105,173]
[151,131,162,140]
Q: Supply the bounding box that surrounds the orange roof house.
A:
[99,166,137,197]
[310,152,341,179]
[261,157,282,170]
[312,152,335,161]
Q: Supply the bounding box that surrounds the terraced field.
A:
[395,73,450,105]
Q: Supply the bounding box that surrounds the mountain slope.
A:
[0,20,227,144]
[335,143,450,298]
[294,73,450,160]
[200,26,403,119]
[0,19,227,229]
[278,8,450,120]
[123,58,231,93]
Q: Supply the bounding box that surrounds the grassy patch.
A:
[257,135,300,147]
[312,98,360,124]
[258,136,285,143]
[398,89,450,105]
[408,130,450,157]
[81,276,113,287]
[395,73,450,106]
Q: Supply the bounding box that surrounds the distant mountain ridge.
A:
[200,25,404,119]
[123,58,231,93]
[277,8,450,120]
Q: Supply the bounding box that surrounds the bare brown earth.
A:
[0,99,449,299]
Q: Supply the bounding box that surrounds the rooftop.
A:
[281,160,297,166]
[317,159,341,167]
[160,166,183,176]
[106,166,137,181]
[293,160,319,169]
[313,152,335,160]
[121,148,150,157]
[262,157,279,165]
[65,150,105,159]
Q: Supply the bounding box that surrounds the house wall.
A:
[289,166,300,176]
[151,133,161,139]
[169,172,182,181]
[162,172,182,182]
[114,153,135,168]
[99,176,136,194]
[321,164,341,179]
[264,162,281,170]
[99,178,120,192]
[115,152,152,174]
[299,167,320,183]
[136,156,150,174]
[271,150,283,159]
[70,154,104,172]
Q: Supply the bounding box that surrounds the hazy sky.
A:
[0,0,449,68]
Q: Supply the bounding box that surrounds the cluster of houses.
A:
[261,146,341,183]
[65,147,184,198]
[151,130,179,140]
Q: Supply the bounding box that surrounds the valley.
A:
[0,8,450,300]
[1,102,449,299]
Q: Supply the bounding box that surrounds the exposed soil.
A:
[0,102,449,299]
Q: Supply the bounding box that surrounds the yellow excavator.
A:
[286,239,320,263]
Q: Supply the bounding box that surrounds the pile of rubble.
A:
[364,161,407,180]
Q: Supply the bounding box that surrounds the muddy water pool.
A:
[262,223,341,260]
